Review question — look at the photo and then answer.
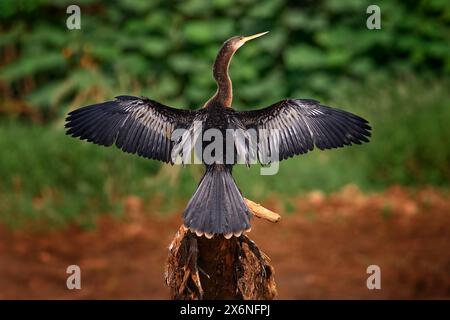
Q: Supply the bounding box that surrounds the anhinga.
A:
[65,32,371,238]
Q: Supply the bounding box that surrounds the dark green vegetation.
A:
[0,0,449,226]
[2,0,449,113]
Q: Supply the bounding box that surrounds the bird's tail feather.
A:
[183,164,251,238]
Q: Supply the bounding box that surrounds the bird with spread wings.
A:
[66,32,371,238]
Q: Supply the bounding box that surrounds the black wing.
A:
[65,95,196,163]
[236,99,371,163]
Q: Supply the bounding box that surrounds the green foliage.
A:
[1,0,449,116]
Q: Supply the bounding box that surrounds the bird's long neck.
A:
[211,43,236,108]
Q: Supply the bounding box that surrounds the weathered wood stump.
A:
[165,198,279,300]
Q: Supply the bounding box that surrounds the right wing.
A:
[236,99,371,163]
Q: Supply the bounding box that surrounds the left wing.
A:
[235,99,371,163]
[65,95,197,163]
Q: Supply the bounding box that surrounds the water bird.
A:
[65,32,371,238]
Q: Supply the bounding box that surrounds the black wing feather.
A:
[65,95,196,163]
[236,99,371,162]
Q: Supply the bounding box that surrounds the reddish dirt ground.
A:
[0,185,449,299]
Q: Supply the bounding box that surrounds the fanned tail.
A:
[183,164,251,238]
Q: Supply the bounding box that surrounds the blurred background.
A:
[0,0,449,299]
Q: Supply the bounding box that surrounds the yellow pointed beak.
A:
[242,31,269,43]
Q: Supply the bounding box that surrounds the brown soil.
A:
[0,185,449,299]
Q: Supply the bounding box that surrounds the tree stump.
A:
[165,198,279,300]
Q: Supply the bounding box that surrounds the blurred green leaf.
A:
[1,52,65,82]
[183,20,234,44]
[284,45,327,70]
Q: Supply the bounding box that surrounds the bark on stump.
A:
[165,198,279,300]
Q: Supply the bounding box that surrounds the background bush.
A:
[1,0,449,116]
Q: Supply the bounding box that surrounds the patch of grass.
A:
[381,202,393,220]
[283,200,296,215]
[0,121,162,228]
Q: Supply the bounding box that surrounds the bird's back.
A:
[199,104,246,166]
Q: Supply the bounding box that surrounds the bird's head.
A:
[211,31,269,107]
[224,31,269,52]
